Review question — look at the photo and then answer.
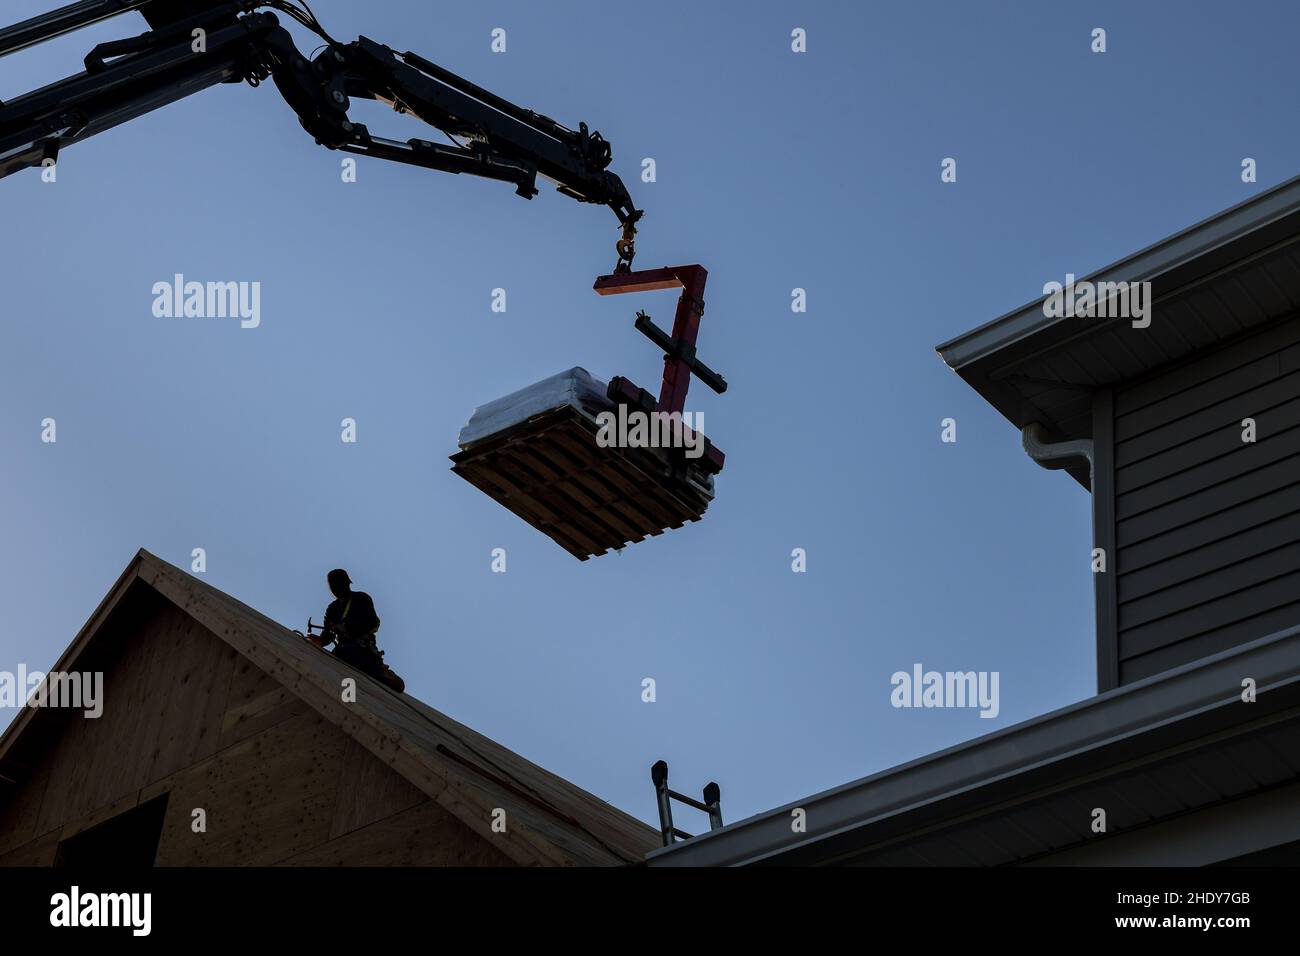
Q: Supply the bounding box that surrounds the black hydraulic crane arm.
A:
[0,0,644,269]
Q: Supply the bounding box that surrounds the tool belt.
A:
[336,629,379,655]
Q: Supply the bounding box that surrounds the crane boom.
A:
[0,0,643,269]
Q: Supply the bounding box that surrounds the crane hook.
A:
[615,219,638,273]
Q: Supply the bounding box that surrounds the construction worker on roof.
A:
[321,569,386,681]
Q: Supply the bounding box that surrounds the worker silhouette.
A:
[321,569,386,682]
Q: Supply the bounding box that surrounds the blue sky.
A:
[3,0,1298,828]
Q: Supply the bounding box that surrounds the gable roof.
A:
[0,550,658,866]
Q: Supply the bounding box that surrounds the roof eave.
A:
[646,622,1300,867]
[936,170,1300,372]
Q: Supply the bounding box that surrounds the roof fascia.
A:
[936,173,1300,372]
[648,622,1300,866]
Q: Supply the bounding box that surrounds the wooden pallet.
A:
[450,407,716,559]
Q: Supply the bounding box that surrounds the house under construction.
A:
[0,550,656,866]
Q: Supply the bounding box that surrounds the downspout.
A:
[1021,422,1093,483]
[1022,419,1116,691]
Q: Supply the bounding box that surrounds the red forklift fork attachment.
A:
[593,264,727,413]
[593,264,727,471]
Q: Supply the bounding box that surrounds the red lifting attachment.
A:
[593,264,727,471]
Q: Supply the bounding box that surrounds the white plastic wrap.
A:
[457,367,613,449]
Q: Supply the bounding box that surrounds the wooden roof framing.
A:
[0,550,658,866]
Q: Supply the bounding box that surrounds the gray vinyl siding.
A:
[1111,315,1300,684]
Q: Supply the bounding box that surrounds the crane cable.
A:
[262,0,338,47]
